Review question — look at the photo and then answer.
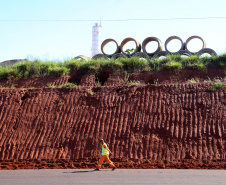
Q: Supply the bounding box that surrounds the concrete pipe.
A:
[101,39,121,58]
[185,36,206,54]
[175,50,192,56]
[92,54,109,60]
[197,48,217,56]
[74,55,91,61]
[120,37,141,56]
[165,36,184,54]
[0,59,27,67]
[132,52,150,61]
[142,37,163,57]
[111,53,127,60]
[152,51,170,58]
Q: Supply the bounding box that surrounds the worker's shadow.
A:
[63,170,96,173]
[63,169,109,173]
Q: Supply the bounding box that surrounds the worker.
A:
[95,139,116,171]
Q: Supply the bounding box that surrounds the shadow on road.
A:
[63,169,111,173]
[63,170,96,173]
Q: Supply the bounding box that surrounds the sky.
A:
[0,0,226,62]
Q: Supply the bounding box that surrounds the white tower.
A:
[92,23,102,57]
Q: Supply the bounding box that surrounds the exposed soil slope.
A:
[0,79,225,169]
[0,69,225,88]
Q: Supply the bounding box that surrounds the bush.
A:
[187,62,206,70]
[164,60,183,72]
[120,57,149,73]
[209,54,226,68]
[0,67,10,80]
[49,66,69,77]
[209,82,226,91]
[166,54,182,62]
[98,59,123,74]
[149,57,167,71]
[16,61,29,78]
[64,59,83,75]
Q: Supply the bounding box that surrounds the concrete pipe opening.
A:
[185,36,206,54]
[165,36,184,54]
[101,39,121,58]
[142,37,162,57]
[120,38,141,56]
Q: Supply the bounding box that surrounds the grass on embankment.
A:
[0,53,226,81]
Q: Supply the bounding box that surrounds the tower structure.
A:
[92,23,102,57]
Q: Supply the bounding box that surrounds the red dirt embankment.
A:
[0,79,225,169]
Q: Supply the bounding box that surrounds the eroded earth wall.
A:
[0,83,225,168]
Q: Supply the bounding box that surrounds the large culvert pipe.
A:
[120,37,141,56]
[92,54,109,59]
[185,36,206,54]
[197,48,217,56]
[111,53,127,60]
[165,36,184,54]
[101,39,121,57]
[152,51,170,58]
[142,37,163,57]
[74,55,91,61]
[175,50,191,56]
[0,59,27,67]
[132,52,150,61]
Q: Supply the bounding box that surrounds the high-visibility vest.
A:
[102,143,109,155]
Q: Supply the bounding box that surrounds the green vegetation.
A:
[96,80,102,87]
[126,80,143,85]
[209,82,226,91]
[47,82,77,88]
[86,89,95,96]
[59,101,64,105]
[0,53,225,81]
[164,60,183,72]
[59,82,77,88]
[125,48,135,55]
[187,78,200,84]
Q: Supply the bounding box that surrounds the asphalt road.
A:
[0,169,225,185]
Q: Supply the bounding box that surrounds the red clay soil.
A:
[0,76,70,88]
[0,70,225,170]
[0,69,225,88]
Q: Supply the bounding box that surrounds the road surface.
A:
[0,169,225,185]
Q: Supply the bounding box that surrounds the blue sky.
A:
[0,0,226,62]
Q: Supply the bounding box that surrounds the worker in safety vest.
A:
[95,139,116,171]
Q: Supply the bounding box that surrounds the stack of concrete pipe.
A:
[91,36,217,60]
